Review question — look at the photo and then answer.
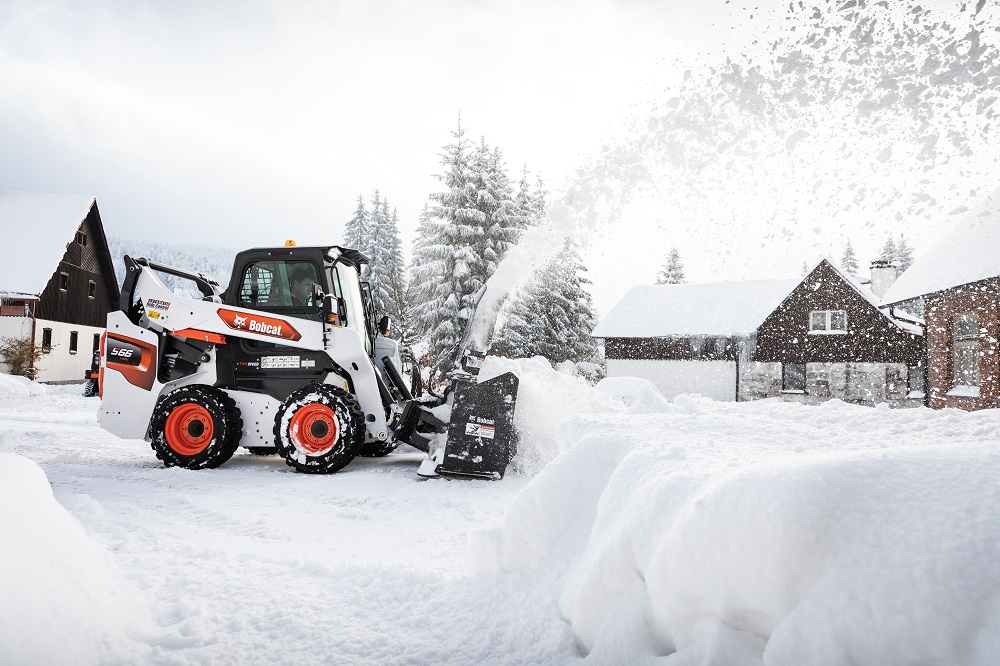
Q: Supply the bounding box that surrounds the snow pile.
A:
[0,372,47,398]
[478,356,625,476]
[475,397,1000,664]
[0,451,153,663]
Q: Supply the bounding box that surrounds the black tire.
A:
[82,378,99,397]
[273,384,364,474]
[149,385,243,469]
[247,446,279,456]
[358,440,398,457]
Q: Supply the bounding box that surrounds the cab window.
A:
[238,261,319,311]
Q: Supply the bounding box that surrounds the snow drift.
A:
[474,391,1000,665]
[0,447,152,664]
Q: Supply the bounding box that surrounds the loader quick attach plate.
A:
[438,372,519,480]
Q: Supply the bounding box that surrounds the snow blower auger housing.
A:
[98,245,519,479]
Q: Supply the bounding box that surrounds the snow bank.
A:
[0,451,152,663]
[474,397,1000,664]
[0,372,46,398]
[478,356,626,475]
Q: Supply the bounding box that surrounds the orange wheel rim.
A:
[289,404,338,455]
[164,403,214,456]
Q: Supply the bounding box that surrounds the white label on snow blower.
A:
[465,422,495,439]
[261,355,300,369]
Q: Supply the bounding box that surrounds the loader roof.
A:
[237,245,369,268]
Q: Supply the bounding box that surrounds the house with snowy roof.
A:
[755,258,925,407]
[0,192,119,383]
[593,258,925,406]
[591,279,798,401]
[881,188,1000,411]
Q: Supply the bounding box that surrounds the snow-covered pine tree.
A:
[343,195,370,252]
[897,234,914,272]
[515,165,549,228]
[470,140,526,279]
[841,240,859,275]
[880,235,898,263]
[491,238,598,364]
[412,117,480,378]
[656,247,686,284]
[363,191,389,311]
[408,204,436,311]
[377,206,409,338]
[410,121,530,379]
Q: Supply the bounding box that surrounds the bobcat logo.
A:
[232,314,248,328]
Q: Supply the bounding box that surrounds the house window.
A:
[59,272,69,291]
[953,312,979,387]
[88,280,97,299]
[783,363,806,392]
[93,333,101,352]
[76,231,87,246]
[69,331,79,354]
[908,364,926,395]
[42,328,52,349]
[809,310,847,333]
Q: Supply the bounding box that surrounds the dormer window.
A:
[76,231,87,246]
[809,310,847,333]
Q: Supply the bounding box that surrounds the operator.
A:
[289,267,315,307]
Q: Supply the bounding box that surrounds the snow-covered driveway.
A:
[0,380,576,665]
[3,364,1000,665]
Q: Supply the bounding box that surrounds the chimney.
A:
[869,259,899,299]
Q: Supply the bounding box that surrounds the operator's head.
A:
[289,266,315,302]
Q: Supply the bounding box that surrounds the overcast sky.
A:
[0,0,771,309]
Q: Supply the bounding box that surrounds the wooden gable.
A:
[754,260,923,365]
[34,201,120,328]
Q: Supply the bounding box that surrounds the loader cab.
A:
[226,245,375,355]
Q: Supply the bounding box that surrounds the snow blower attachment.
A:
[97,246,519,479]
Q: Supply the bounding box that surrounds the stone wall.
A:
[739,361,922,408]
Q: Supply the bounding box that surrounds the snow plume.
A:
[467,174,626,351]
[472,396,1000,664]
[568,0,1000,286]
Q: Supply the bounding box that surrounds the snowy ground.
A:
[2,363,1000,665]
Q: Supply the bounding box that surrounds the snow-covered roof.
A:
[0,191,96,296]
[882,188,1000,305]
[809,257,923,335]
[592,279,799,338]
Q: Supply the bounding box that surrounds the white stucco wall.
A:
[0,316,35,375]
[33,319,103,383]
[606,359,738,402]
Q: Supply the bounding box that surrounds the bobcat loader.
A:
[98,244,518,479]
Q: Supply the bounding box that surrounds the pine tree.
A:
[411,120,527,379]
[411,117,478,378]
[897,234,914,272]
[656,247,686,284]
[841,239,859,274]
[343,195,369,252]
[880,235,898,263]
[515,165,549,228]
[491,239,598,364]
[378,206,409,339]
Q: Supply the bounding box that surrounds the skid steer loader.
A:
[98,244,518,479]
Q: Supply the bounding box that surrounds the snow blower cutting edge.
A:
[97,245,518,479]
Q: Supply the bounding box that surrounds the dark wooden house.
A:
[882,189,1000,411]
[0,192,119,382]
[754,258,924,406]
